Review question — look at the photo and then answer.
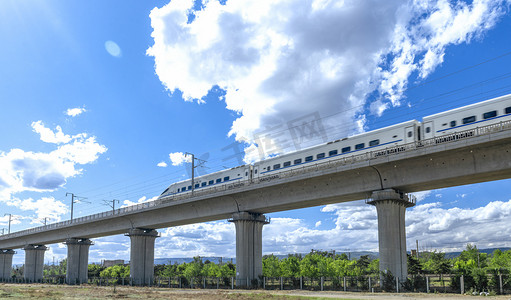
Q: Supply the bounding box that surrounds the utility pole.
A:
[103,199,120,214]
[4,213,12,234]
[66,193,88,221]
[185,152,207,194]
[1,228,5,235]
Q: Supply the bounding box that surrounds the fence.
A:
[2,273,510,295]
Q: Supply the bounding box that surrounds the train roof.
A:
[422,93,511,120]
[162,164,247,187]
[254,119,419,163]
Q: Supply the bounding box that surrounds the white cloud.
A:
[168,152,191,166]
[65,107,87,117]
[0,121,107,208]
[157,221,235,257]
[121,195,158,208]
[8,197,68,223]
[157,161,168,167]
[31,121,72,144]
[376,0,509,114]
[315,221,322,228]
[412,190,433,202]
[0,214,23,227]
[148,0,509,157]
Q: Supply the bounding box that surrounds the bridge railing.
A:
[1,120,510,240]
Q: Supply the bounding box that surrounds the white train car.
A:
[158,165,250,198]
[157,93,511,199]
[423,94,511,139]
[253,120,420,178]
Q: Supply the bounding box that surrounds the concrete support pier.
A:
[367,189,415,282]
[23,245,47,282]
[229,211,269,287]
[65,238,93,284]
[0,249,15,280]
[126,228,159,285]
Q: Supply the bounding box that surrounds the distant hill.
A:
[442,247,511,259]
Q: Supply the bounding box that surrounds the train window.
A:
[450,121,456,127]
[255,169,258,174]
[342,146,351,153]
[462,116,476,124]
[176,188,180,193]
[392,135,398,138]
[483,110,497,119]
[355,143,364,150]
[188,185,192,190]
[317,153,325,159]
[294,158,302,164]
[209,180,214,185]
[442,123,447,126]
[216,178,221,183]
[425,127,431,133]
[245,172,248,176]
[408,131,413,137]
[329,150,338,156]
[506,106,511,114]
[273,164,281,169]
[305,156,313,162]
[283,161,291,167]
[224,176,230,181]
[195,184,200,188]
[201,182,207,187]
[267,166,271,171]
[369,139,380,146]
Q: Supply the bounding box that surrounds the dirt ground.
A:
[0,284,510,300]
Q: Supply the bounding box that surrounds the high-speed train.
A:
[158,94,511,199]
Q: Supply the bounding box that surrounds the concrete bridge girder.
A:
[1,135,510,250]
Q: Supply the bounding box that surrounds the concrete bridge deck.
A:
[1,120,510,250]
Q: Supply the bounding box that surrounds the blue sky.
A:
[1,0,511,264]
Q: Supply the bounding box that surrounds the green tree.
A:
[202,262,220,277]
[100,265,129,278]
[281,255,300,277]
[262,254,281,277]
[183,257,203,280]
[219,262,235,278]
[88,264,105,278]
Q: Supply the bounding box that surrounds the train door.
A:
[252,164,259,180]
[423,121,434,139]
[245,166,252,181]
[405,125,415,143]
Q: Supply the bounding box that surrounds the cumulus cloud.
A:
[65,107,87,117]
[157,161,168,167]
[0,121,107,213]
[376,0,510,112]
[157,221,235,257]
[121,195,158,207]
[148,0,509,159]
[31,121,72,144]
[168,152,191,166]
[7,197,68,223]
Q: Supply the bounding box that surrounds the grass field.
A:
[1,284,510,299]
